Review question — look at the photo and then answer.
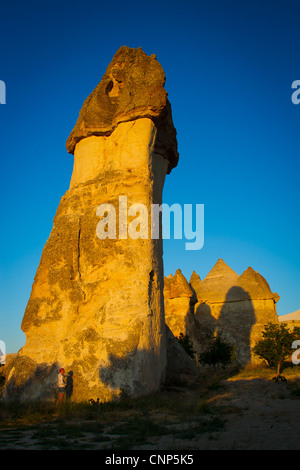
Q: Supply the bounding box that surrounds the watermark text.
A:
[96,196,204,251]
[291,80,300,105]
[0,340,6,365]
[0,80,6,104]
[292,340,300,365]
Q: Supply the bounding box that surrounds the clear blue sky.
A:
[0,0,299,353]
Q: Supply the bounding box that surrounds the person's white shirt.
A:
[58,373,65,388]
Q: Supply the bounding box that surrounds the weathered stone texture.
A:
[164,259,280,366]
[163,269,198,342]
[66,46,178,173]
[165,325,199,386]
[3,47,180,403]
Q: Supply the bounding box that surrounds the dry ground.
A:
[0,366,299,450]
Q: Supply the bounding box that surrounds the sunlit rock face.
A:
[66,45,178,172]
[164,260,280,366]
[164,269,197,339]
[3,47,179,402]
[191,260,280,364]
[279,310,300,329]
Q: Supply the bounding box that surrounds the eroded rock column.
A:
[3,47,178,402]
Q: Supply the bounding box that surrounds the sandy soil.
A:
[155,375,300,450]
[0,373,299,451]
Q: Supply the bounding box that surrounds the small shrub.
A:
[253,322,300,380]
[176,333,196,359]
[199,335,234,369]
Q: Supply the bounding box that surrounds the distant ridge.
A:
[278,310,300,322]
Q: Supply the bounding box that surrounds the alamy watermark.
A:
[0,340,6,365]
[0,80,6,104]
[292,340,300,365]
[291,80,300,105]
[96,196,204,251]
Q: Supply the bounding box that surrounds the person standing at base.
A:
[66,371,73,402]
[57,368,66,405]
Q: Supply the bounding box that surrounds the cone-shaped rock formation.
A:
[164,269,194,338]
[165,260,280,365]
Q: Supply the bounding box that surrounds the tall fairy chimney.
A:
[3,47,179,402]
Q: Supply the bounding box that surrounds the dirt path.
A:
[163,376,300,450]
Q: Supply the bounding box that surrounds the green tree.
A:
[253,322,300,381]
[199,335,234,370]
[176,332,196,359]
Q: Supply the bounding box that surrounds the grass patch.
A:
[1,363,299,449]
[231,364,273,379]
[232,363,300,380]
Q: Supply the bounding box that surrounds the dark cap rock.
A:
[66,46,179,173]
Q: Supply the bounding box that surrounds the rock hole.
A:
[105,80,114,95]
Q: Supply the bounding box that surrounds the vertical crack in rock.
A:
[77,218,86,301]
[148,270,155,317]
